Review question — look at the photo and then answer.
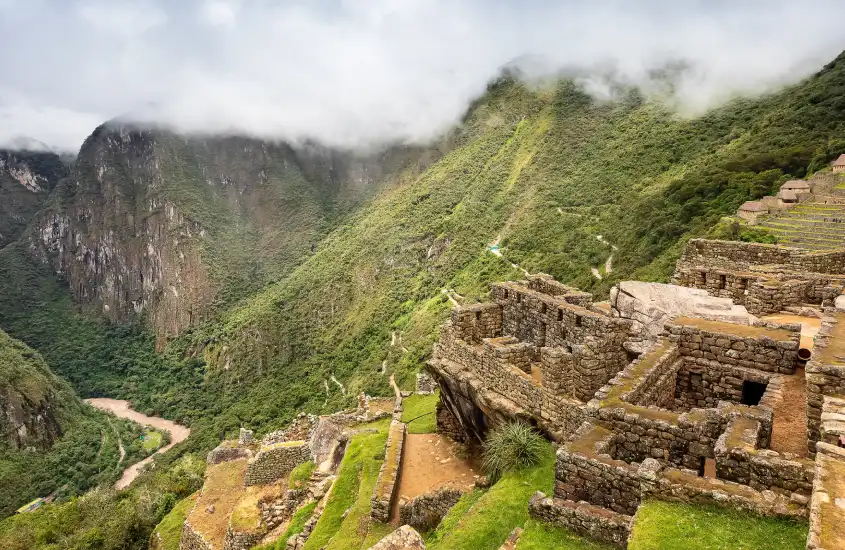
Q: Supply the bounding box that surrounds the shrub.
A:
[482,422,546,482]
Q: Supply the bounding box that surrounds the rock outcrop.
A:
[28,124,431,341]
[367,525,426,550]
[0,148,68,248]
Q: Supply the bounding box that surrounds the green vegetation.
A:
[0,455,205,550]
[400,391,439,434]
[482,422,547,483]
[302,419,389,550]
[628,500,808,550]
[517,519,611,550]
[256,500,319,550]
[288,461,315,490]
[141,430,164,452]
[2,49,845,550]
[149,492,198,550]
[428,441,588,550]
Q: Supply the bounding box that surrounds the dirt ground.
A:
[187,459,248,547]
[762,313,822,351]
[769,367,809,457]
[395,433,479,504]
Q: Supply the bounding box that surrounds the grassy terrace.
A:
[401,391,439,434]
[302,418,390,550]
[629,500,807,550]
[150,492,199,550]
[426,442,608,550]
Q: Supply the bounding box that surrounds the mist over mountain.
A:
[1,0,845,152]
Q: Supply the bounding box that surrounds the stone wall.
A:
[714,416,814,497]
[179,519,213,550]
[370,420,405,523]
[528,491,632,548]
[667,319,800,376]
[244,441,311,487]
[806,313,845,457]
[554,423,642,515]
[675,239,845,276]
[223,527,263,550]
[435,400,466,443]
[807,442,845,550]
[430,333,585,442]
[674,359,777,409]
[398,487,463,531]
[207,444,252,465]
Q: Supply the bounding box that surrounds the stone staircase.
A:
[758,202,845,250]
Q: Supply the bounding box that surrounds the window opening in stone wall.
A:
[739,278,748,291]
[697,457,706,477]
[540,302,547,314]
[718,274,727,290]
[575,315,582,327]
[740,380,767,406]
[503,289,508,299]
[516,293,522,303]
[557,309,564,321]
[475,311,482,321]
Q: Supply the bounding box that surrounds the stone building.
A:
[832,153,845,173]
[737,200,767,224]
[428,238,845,549]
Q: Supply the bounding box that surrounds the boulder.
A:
[611,281,756,346]
[309,417,346,471]
[367,525,426,550]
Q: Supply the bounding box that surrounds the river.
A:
[85,398,191,490]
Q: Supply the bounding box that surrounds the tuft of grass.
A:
[400,391,439,434]
[482,422,546,482]
[427,440,554,550]
[628,500,808,550]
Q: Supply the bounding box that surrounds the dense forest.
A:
[1,50,845,547]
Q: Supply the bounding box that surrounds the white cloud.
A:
[200,0,240,27]
[0,0,844,153]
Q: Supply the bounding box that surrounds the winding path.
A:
[86,398,191,490]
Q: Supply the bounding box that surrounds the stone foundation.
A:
[528,492,632,548]
[180,520,213,550]
[370,420,406,522]
[398,487,463,532]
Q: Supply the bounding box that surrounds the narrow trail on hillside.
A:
[592,235,617,280]
[330,375,347,396]
[94,429,106,462]
[105,417,126,469]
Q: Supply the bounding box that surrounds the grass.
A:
[187,459,247,547]
[256,500,320,549]
[142,430,163,452]
[628,500,808,550]
[401,391,439,434]
[289,461,315,490]
[427,441,593,550]
[150,492,198,550]
[302,419,390,550]
[517,519,611,550]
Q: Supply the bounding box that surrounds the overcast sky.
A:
[1,0,844,153]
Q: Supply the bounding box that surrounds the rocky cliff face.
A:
[0,329,76,451]
[29,123,435,341]
[0,149,69,248]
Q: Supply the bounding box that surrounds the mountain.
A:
[28,125,442,341]
[0,149,69,248]
[0,49,845,547]
[0,328,77,451]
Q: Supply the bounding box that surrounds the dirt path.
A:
[106,417,127,467]
[769,368,809,458]
[86,398,191,489]
[394,433,479,508]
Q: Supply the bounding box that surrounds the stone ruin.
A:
[428,240,845,550]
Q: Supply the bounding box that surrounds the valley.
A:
[0,34,845,550]
[86,398,190,489]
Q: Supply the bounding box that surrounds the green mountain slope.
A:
[0,329,146,517]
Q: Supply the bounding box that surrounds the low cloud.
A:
[1,0,843,153]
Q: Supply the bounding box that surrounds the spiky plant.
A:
[482,421,546,483]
